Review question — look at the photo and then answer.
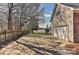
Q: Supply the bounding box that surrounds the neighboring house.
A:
[51,3,79,42]
[33,28,45,33]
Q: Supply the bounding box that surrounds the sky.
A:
[39,3,55,28]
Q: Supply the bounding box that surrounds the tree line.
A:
[0,3,44,33]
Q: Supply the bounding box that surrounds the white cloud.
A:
[44,13,51,17]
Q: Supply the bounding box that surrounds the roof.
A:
[38,28,46,30]
[61,3,79,8]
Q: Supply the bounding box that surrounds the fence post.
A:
[4,30,6,40]
[12,31,14,40]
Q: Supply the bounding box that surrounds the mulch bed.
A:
[65,43,79,54]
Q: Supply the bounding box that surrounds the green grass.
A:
[32,32,48,35]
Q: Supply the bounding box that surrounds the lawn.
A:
[32,32,50,35]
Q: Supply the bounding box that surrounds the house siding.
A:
[51,4,74,42]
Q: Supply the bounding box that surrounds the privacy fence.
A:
[0,30,26,48]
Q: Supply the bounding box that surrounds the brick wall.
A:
[73,11,79,42]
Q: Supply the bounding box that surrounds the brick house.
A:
[51,3,79,42]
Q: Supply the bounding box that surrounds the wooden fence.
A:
[0,30,26,48]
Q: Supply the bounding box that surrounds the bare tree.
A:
[7,3,13,31]
[0,3,44,32]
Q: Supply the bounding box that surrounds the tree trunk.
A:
[8,3,13,31]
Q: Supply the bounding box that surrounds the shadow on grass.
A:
[16,41,62,55]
